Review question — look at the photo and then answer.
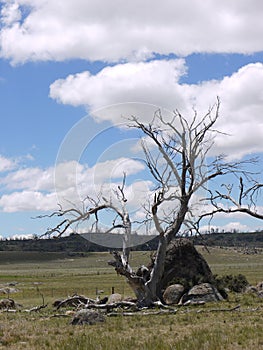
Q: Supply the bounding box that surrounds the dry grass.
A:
[0,247,262,349]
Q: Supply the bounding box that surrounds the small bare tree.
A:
[44,99,258,307]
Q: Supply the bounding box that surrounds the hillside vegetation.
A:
[0,231,262,253]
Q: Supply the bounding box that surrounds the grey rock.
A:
[71,309,105,325]
[163,284,185,305]
[0,287,18,294]
[107,293,122,304]
[179,283,224,305]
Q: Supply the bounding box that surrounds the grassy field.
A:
[0,247,262,349]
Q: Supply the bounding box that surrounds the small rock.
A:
[71,309,105,325]
[0,287,18,295]
[65,310,75,316]
[0,298,16,309]
[107,293,122,304]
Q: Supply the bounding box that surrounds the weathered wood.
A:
[85,301,138,312]
[54,295,96,310]
[24,304,48,313]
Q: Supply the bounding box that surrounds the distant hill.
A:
[192,231,263,248]
[0,231,262,253]
[0,233,159,253]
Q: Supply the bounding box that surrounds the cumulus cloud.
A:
[1,0,263,64]
[0,190,57,213]
[50,59,263,159]
[0,166,54,191]
[50,59,187,120]
[0,155,17,172]
[0,1,21,26]
[0,157,146,212]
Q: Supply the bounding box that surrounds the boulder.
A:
[71,309,105,325]
[158,238,214,292]
[179,283,224,305]
[163,284,185,305]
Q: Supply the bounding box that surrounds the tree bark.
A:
[145,234,167,304]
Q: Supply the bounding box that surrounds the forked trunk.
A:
[144,234,167,304]
[109,235,168,307]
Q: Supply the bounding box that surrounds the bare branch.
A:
[41,99,262,308]
[198,177,263,224]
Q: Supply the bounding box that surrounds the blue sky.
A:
[0,0,263,238]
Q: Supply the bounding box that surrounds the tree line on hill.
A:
[0,231,262,253]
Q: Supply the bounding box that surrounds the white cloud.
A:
[1,0,263,64]
[0,157,146,212]
[50,59,187,123]
[0,190,58,213]
[0,155,17,172]
[50,60,263,159]
[1,1,21,26]
[56,158,146,210]
[121,180,153,209]
[89,157,145,183]
[0,166,54,191]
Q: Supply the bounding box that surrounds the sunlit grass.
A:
[0,247,262,349]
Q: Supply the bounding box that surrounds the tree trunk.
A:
[109,232,214,307]
[108,242,168,307]
[143,234,167,305]
[108,251,150,306]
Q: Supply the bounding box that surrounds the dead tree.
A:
[43,99,256,307]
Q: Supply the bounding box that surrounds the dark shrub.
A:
[214,274,249,293]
